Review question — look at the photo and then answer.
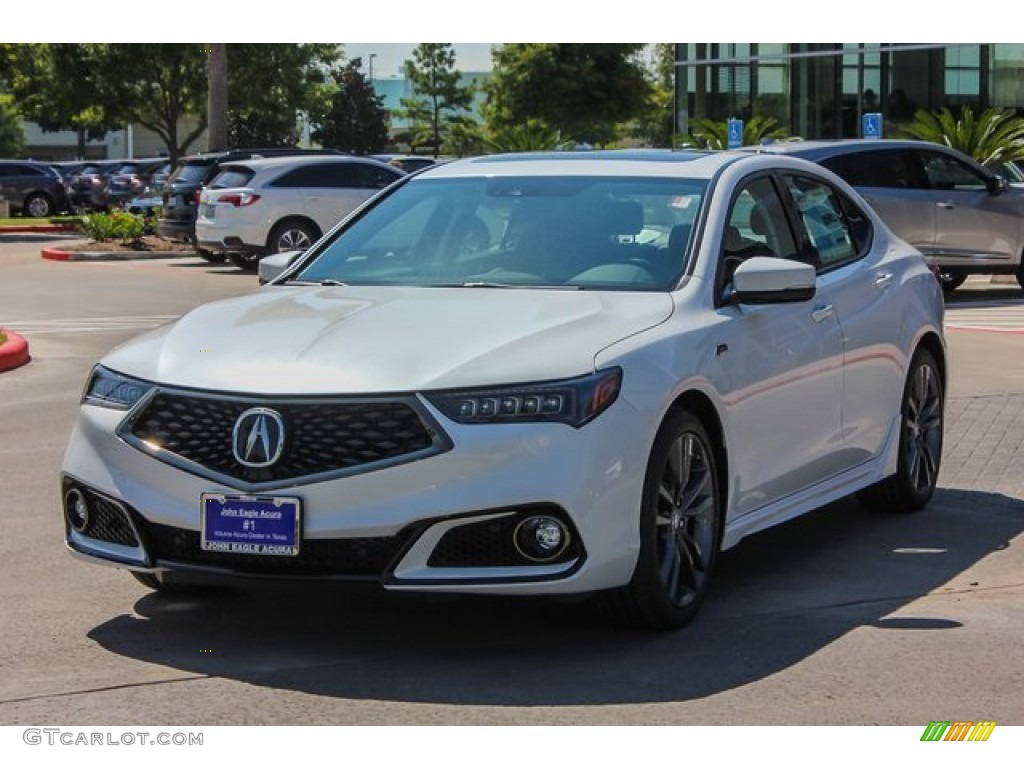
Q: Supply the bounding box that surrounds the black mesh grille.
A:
[427,512,581,568]
[128,393,436,484]
[137,519,411,578]
[81,490,138,546]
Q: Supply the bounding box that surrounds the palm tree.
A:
[897,105,1024,166]
[483,120,576,153]
[685,115,789,150]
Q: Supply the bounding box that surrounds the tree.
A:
[92,44,209,165]
[226,44,340,149]
[0,93,25,156]
[483,44,651,147]
[311,58,388,153]
[631,43,675,148]
[400,44,475,156]
[686,115,789,149]
[483,120,574,153]
[897,105,1024,166]
[2,44,117,158]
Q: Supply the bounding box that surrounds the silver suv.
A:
[196,155,404,269]
[753,139,1024,293]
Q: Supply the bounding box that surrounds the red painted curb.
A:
[0,224,78,234]
[41,247,74,261]
[0,330,30,372]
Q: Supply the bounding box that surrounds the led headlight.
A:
[426,368,622,428]
[82,365,153,410]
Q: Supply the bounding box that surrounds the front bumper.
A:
[62,393,648,595]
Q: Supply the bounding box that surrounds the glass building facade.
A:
[674,44,1024,140]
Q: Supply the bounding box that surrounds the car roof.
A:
[223,154,395,171]
[745,138,967,162]
[177,148,346,166]
[415,149,756,180]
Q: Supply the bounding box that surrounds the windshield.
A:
[295,176,706,291]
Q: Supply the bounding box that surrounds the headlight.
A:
[82,365,153,410]
[425,368,622,428]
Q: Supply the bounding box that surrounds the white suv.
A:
[196,155,404,268]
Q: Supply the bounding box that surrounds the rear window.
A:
[170,164,211,184]
[209,167,255,189]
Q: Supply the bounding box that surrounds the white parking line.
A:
[1,315,180,335]
[946,303,1024,333]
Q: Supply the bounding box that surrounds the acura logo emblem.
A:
[232,408,286,468]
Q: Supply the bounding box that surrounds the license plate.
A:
[201,203,216,219]
[201,494,301,556]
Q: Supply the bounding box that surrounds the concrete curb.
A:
[0,330,30,372]
[41,246,200,262]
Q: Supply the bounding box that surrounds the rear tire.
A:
[228,251,259,271]
[857,348,943,513]
[602,409,722,630]
[939,272,967,294]
[268,220,318,255]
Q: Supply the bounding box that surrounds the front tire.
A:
[604,409,723,630]
[24,192,54,218]
[857,348,944,512]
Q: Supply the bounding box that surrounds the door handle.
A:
[811,304,834,323]
[875,272,894,290]
[936,201,955,209]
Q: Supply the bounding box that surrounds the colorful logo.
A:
[921,721,996,741]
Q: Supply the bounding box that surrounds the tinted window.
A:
[171,164,212,184]
[352,163,403,189]
[723,177,799,266]
[783,174,865,269]
[272,162,366,188]
[209,167,255,189]
[823,150,928,189]
[921,151,988,190]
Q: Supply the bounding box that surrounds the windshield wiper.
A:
[431,281,584,290]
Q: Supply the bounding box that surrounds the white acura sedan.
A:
[62,150,946,629]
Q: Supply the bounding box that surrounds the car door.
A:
[917,148,1024,268]
[780,172,908,467]
[709,175,845,517]
[297,161,394,232]
[821,148,937,256]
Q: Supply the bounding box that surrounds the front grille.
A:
[137,519,411,578]
[125,393,441,486]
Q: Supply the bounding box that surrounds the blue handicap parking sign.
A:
[727,118,744,149]
[863,112,882,140]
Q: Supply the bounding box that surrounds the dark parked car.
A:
[158,148,347,262]
[0,159,68,217]
[97,158,170,211]
[66,160,126,212]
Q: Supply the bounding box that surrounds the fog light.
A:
[514,515,570,562]
[65,488,91,533]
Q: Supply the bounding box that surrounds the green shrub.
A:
[79,211,145,244]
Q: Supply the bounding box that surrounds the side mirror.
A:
[258,250,304,285]
[986,175,1009,195]
[730,257,816,304]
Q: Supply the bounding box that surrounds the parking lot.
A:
[0,234,1022,726]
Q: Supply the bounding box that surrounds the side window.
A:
[272,164,351,188]
[921,152,988,191]
[783,175,864,269]
[823,150,927,189]
[352,164,402,189]
[723,177,799,267]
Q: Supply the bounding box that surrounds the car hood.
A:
[102,286,674,394]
